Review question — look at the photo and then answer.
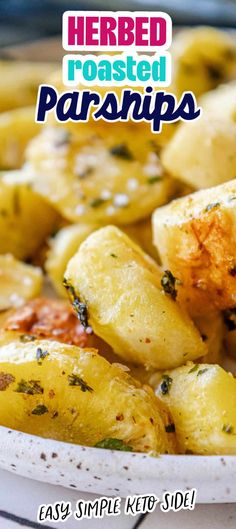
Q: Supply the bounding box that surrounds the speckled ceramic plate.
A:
[0,425,236,503]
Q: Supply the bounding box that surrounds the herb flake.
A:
[36,347,49,365]
[73,301,89,329]
[95,438,133,451]
[15,379,43,395]
[160,374,173,395]
[63,280,90,331]
[204,202,220,213]
[189,364,199,374]
[147,175,162,185]
[89,197,105,208]
[68,373,93,393]
[197,368,208,377]
[161,270,178,301]
[109,144,133,160]
[32,404,48,416]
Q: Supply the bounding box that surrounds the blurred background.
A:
[0,0,236,48]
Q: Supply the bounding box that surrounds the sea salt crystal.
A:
[100,189,112,200]
[114,194,130,208]
[75,204,86,216]
[127,178,138,191]
[106,205,116,216]
[23,277,33,286]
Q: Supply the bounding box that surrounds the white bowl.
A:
[0,425,236,503]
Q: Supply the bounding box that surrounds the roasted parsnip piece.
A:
[64,226,206,369]
[161,83,236,189]
[0,107,41,170]
[25,125,175,225]
[46,224,99,297]
[156,363,236,455]
[0,339,176,454]
[0,255,42,311]
[0,171,59,260]
[172,27,236,97]
[153,180,236,316]
[0,61,57,112]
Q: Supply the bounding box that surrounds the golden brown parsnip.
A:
[156,363,236,455]
[46,224,99,297]
[64,226,206,369]
[172,27,236,97]
[0,171,59,260]
[0,339,176,454]
[0,107,41,170]
[161,83,236,189]
[0,61,57,112]
[25,125,175,225]
[0,255,42,312]
[153,180,236,316]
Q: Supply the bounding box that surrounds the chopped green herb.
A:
[20,334,36,343]
[0,372,15,391]
[161,270,178,301]
[222,424,234,434]
[160,374,173,395]
[73,300,89,329]
[36,347,49,365]
[89,197,105,208]
[63,280,90,330]
[165,423,175,433]
[204,202,220,213]
[197,368,208,377]
[147,175,162,185]
[109,144,133,160]
[110,253,117,258]
[32,404,48,416]
[223,308,236,331]
[189,364,199,374]
[68,373,93,393]
[95,438,133,451]
[15,379,43,395]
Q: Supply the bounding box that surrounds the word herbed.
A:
[63,12,171,50]
[36,85,201,133]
